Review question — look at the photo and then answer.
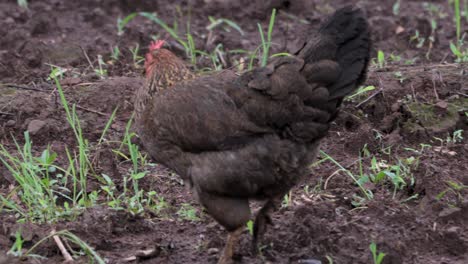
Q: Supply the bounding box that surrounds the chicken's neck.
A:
[134,63,195,122]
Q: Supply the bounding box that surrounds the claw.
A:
[252,200,277,254]
[218,228,243,264]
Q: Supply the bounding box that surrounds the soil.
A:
[0,0,467,264]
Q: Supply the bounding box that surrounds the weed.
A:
[47,65,68,80]
[0,133,84,222]
[320,151,373,202]
[465,0,468,22]
[410,30,426,49]
[110,46,121,61]
[436,180,468,201]
[389,53,401,63]
[140,12,189,56]
[24,230,105,263]
[54,77,96,205]
[17,0,28,9]
[450,41,468,62]
[95,55,107,77]
[0,76,120,222]
[454,0,462,45]
[177,203,201,221]
[117,13,137,36]
[207,16,244,36]
[347,85,376,102]
[450,0,468,62]
[246,220,254,236]
[129,44,145,67]
[404,57,419,65]
[433,129,464,146]
[369,242,386,264]
[258,8,277,67]
[377,50,385,68]
[394,71,406,83]
[393,0,401,16]
[281,191,292,208]
[321,147,418,207]
[358,156,414,199]
[7,230,24,257]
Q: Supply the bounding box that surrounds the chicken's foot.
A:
[252,198,279,253]
[218,227,243,264]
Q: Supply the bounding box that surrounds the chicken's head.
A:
[144,40,166,77]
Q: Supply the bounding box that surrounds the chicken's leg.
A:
[252,198,280,253]
[218,227,243,264]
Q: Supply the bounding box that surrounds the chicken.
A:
[134,6,370,263]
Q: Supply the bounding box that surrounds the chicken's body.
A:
[135,6,370,263]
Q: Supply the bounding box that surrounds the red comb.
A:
[149,40,165,51]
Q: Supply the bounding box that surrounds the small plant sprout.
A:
[394,71,406,83]
[369,242,386,264]
[465,0,468,22]
[246,220,254,236]
[389,53,401,63]
[7,230,24,257]
[24,230,105,263]
[347,85,376,102]
[392,0,401,16]
[320,151,373,204]
[47,65,68,80]
[450,39,468,62]
[17,0,28,9]
[281,190,293,208]
[110,46,121,61]
[377,50,386,68]
[177,203,201,221]
[95,55,107,77]
[258,8,277,67]
[139,12,190,55]
[446,129,464,144]
[129,44,145,67]
[436,180,468,201]
[450,0,468,62]
[410,30,426,49]
[455,0,462,46]
[207,16,244,36]
[117,13,137,36]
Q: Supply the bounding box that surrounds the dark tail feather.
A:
[299,6,371,101]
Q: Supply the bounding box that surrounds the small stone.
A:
[5,120,16,127]
[27,120,47,135]
[446,226,461,234]
[391,102,401,112]
[207,248,219,255]
[435,100,448,109]
[298,259,322,264]
[5,17,14,24]
[438,207,461,220]
[395,25,405,34]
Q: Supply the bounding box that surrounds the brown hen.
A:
[135,6,370,264]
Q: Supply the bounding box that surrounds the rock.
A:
[438,207,461,220]
[435,100,448,110]
[5,120,16,127]
[27,119,47,135]
[298,259,322,264]
[61,77,82,86]
[445,226,461,234]
[207,248,219,255]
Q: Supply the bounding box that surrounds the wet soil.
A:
[0,0,467,263]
